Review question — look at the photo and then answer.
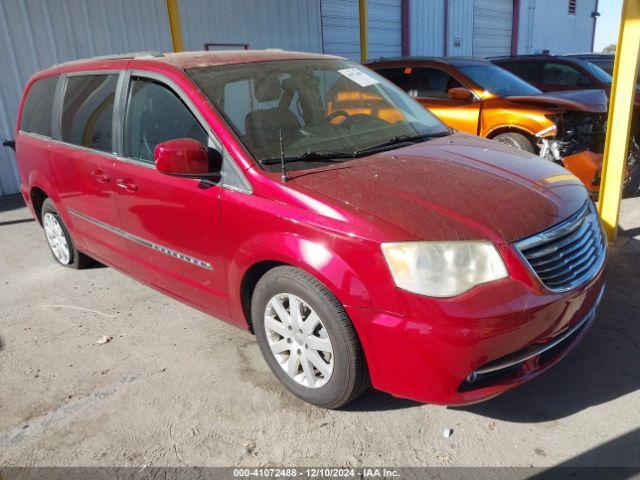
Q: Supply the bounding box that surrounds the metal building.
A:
[0,0,600,195]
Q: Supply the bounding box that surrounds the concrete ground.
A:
[0,194,639,468]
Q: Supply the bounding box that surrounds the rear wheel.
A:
[252,266,369,409]
[41,198,93,269]
[493,132,535,153]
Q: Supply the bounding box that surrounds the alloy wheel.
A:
[43,212,71,265]
[263,293,334,388]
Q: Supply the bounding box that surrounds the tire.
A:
[623,137,640,198]
[252,266,370,409]
[41,198,93,269]
[493,132,535,153]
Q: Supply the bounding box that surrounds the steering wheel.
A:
[326,110,353,128]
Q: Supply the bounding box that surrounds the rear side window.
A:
[61,74,118,153]
[123,77,207,163]
[20,76,58,136]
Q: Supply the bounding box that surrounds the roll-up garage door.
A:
[472,0,513,58]
[321,0,401,61]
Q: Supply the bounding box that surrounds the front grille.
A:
[516,202,606,292]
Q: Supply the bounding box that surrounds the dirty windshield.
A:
[188,59,450,171]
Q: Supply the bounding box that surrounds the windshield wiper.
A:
[259,150,353,166]
[352,130,451,157]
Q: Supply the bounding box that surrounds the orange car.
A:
[363,57,610,194]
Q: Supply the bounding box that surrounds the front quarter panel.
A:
[220,185,404,329]
[480,98,556,139]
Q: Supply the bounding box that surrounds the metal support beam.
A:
[598,0,640,241]
[166,0,184,52]
[359,0,368,63]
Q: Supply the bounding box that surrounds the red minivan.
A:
[10,50,606,408]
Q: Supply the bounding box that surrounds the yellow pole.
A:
[166,0,185,52]
[598,0,640,241]
[359,0,368,63]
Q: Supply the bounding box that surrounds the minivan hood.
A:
[290,134,588,243]
[506,89,609,112]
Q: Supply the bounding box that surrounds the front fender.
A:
[226,231,382,327]
[481,103,556,139]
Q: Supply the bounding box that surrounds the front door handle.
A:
[115,179,138,192]
[90,170,111,183]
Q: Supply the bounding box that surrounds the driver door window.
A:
[542,63,591,89]
[414,67,464,100]
[124,77,208,163]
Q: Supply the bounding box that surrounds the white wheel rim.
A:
[43,212,71,265]
[264,293,334,388]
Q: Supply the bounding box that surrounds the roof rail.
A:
[54,51,163,67]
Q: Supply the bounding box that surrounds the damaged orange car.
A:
[365,57,610,195]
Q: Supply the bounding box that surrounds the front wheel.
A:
[252,266,369,409]
[492,132,535,153]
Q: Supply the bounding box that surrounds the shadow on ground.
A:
[0,194,25,214]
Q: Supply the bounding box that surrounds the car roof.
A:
[490,54,587,63]
[565,53,614,60]
[366,56,492,67]
[35,49,344,78]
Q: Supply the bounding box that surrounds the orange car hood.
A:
[291,133,589,244]
[507,89,608,113]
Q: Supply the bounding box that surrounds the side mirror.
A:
[154,138,221,178]
[448,87,473,101]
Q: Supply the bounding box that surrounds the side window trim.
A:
[51,69,123,157]
[51,75,66,141]
[119,69,251,193]
[19,75,60,139]
[113,69,130,157]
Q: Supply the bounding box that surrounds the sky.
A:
[593,0,622,52]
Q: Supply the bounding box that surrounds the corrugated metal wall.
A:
[367,0,402,59]
[473,0,513,57]
[517,0,597,54]
[409,0,445,56]
[321,0,401,61]
[447,0,474,56]
[0,0,172,196]
[179,0,322,53]
[321,0,361,60]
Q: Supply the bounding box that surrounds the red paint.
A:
[155,138,211,176]
[14,51,605,405]
[443,0,449,56]
[591,0,599,53]
[511,0,520,55]
[401,0,410,57]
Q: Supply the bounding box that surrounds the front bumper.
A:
[346,266,605,405]
[562,151,602,195]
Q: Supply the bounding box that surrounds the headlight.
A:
[381,241,508,297]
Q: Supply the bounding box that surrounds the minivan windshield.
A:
[188,59,450,170]
[458,64,542,97]
[583,61,613,85]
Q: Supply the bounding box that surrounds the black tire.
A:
[41,198,93,269]
[252,266,370,409]
[623,138,640,198]
[623,168,640,198]
[493,132,535,153]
